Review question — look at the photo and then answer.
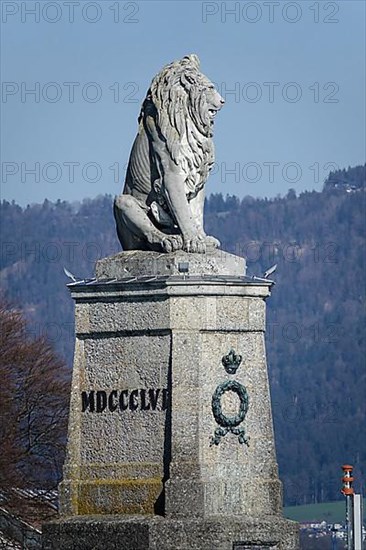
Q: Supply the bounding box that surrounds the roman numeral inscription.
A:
[81,389,168,413]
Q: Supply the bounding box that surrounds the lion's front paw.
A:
[161,235,184,253]
[204,235,221,249]
[183,235,206,254]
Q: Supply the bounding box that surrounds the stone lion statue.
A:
[114,54,224,254]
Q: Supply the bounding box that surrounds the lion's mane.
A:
[139,54,216,200]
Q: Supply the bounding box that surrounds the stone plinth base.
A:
[96,249,246,278]
[42,515,299,550]
[47,249,299,549]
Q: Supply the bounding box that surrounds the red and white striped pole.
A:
[341,464,354,550]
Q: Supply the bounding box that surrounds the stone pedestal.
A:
[43,250,299,549]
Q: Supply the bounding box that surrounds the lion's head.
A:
[139,55,224,197]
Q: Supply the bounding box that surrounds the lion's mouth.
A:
[208,109,219,124]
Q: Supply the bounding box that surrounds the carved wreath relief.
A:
[210,349,250,447]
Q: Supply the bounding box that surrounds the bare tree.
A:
[0,298,70,499]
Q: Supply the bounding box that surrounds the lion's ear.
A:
[183,54,200,70]
[180,72,196,87]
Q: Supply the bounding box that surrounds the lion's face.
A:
[148,55,224,140]
[187,73,225,138]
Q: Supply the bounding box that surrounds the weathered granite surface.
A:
[43,515,299,549]
[47,250,299,549]
[96,249,246,278]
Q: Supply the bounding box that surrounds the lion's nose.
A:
[220,97,225,105]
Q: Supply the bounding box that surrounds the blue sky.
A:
[1,0,365,205]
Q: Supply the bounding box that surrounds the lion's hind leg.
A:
[114,194,183,253]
